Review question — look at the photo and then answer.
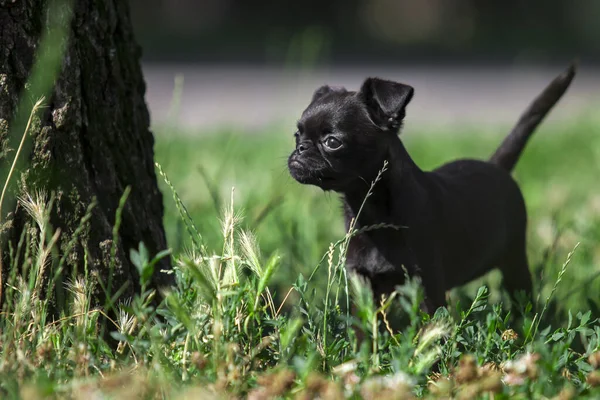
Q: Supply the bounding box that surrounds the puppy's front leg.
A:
[420,278,447,315]
[416,247,448,315]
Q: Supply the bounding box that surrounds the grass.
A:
[2,114,600,399]
[155,117,600,315]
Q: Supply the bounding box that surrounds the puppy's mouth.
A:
[288,156,337,187]
[288,159,306,170]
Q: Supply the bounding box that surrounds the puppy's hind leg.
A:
[499,242,534,315]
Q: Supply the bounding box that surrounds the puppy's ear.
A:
[359,78,414,130]
[311,85,346,103]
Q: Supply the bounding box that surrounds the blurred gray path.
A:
[143,64,599,133]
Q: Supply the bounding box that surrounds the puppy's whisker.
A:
[354,174,369,187]
[323,157,335,170]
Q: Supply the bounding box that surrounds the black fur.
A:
[288,64,576,313]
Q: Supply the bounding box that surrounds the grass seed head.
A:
[455,354,478,384]
[588,351,600,369]
[501,329,518,341]
[586,370,600,387]
[191,351,208,370]
[552,386,576,400]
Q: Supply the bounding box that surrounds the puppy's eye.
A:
[324,136,342,150]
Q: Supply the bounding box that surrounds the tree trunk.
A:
[0,0,173,303]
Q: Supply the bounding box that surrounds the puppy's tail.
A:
[490,62,577,172]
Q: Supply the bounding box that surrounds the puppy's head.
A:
[287,78,414,192]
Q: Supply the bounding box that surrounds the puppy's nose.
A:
[297,141,310,155]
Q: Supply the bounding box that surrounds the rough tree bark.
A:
[0,0,173,302]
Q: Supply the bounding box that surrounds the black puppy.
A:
[288,64,576,313]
